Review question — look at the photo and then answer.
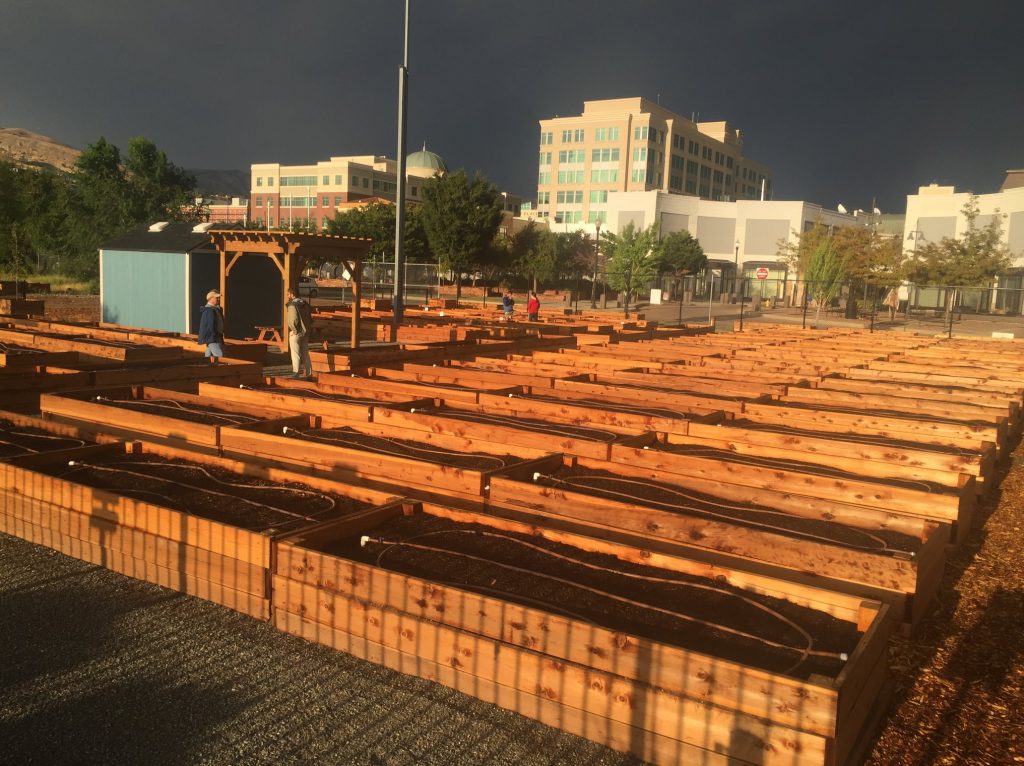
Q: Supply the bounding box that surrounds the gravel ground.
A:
[0,534,639,766]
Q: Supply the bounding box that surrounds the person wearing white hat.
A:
[197,289,225,362]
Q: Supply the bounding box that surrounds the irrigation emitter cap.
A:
[532,472,541,481]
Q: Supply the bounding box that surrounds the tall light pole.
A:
[392,0,410,330]
[266,198,271,232]
[590,220,601,308]
[733,238,740,298]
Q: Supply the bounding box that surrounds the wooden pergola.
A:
[208,229,372,348]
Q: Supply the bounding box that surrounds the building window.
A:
[589,190,608,204]
[713,170,723,183]
[726,157,733,169]
[255,196,262,206]
[595,127,606,142]
[556,191,584,204]
[561,129,572,142]
[609,127,619,141]
[362,178,369,188]
[556,170,585,184]
[540,131,553,145]
[688,140,699,156]
[633,126,649,141]
[268,217,274,226]
[699,184,709,197]
[256,177,263,187]
[574,129,584,142]
[632,147,647,161]
[701,165,711,179]
[702,147,712,160]
[687,160,699,175]
[373,179,380,190]
[587,210,607,224]
[322,175,329,184]
[352,175,359,185]
[537,191,550,205]
[281,175,317,187]
[334,196,342,205]
[322,196,329,205]
[538,171,551,185]
[410,186,417,197]
[558,150,585,163]
[539,151,551,165]
[685,180,697,194]
[268,199,274,207]
[268,177,275,186]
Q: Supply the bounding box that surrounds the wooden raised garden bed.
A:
[0,441,401,619]
[488,455,948,626]
[219,414,558,500]
[39,387,303,449]
[273,500,892,766]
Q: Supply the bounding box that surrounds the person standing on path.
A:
[501,290,515,321]
[197,289,224,363]
[286,287,314,379]
[526,291,540,321]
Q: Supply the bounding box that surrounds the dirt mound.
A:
[0,127,80,173]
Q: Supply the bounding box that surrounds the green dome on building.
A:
[406,143,447,173]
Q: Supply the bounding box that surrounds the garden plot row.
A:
[37,381,956,631]
[4,317,267,363]
[0,430,401,619]
[1,404,892,765]
[308,333,576,373]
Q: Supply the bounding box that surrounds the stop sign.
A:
[755,267,770,280]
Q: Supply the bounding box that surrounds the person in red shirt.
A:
[526,291,540,321]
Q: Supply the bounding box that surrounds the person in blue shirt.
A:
[197,289,225,363]
[501,290,515,321]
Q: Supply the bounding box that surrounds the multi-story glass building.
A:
[536,97,772,225]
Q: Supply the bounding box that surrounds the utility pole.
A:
[392,0,410,330]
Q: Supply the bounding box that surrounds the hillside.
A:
[0,127,80,172]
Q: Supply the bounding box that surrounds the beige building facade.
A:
[536,97,772,226]
[903,180,1024,266]
[250,148,447,228]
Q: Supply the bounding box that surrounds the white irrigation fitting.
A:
[643,445,650,450]
[409,408,416,413]
[67,460,77,466]
[360,535,370,547]
[483,484,490,491]
[532,472,542,482]
[508,393,514,398]
[438,311,445,317]
[282,426,290,434]
[841,653,849,661]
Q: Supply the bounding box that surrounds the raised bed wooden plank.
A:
[39,388,303,449]
[782,387,1013,428]
[370,405,635,461]
[317,370,491,404]
[0,491,267,595]
[0,512,269,619]
[605,443,972,535]
[274,502,894,765]
[549,378,752,414]
[742,402,1001,453]
[488,458,947,625]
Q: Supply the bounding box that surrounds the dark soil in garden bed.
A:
[282,425,521,471]
[0,418,92,458]
[330,512,861,679]
[421,406,620,442]
[731,419,982,457]
[38,453,367,534]
[88,396,262,427]
[526,463,921,554]
[0,341,46,356]
[656,442,950,493]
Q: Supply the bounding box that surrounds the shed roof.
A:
[102,222,223,253]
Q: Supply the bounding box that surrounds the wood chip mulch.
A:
[866,440,1024,765]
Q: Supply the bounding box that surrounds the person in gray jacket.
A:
[285,287,314,379]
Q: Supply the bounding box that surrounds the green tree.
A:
[905,197,1011,286]
[419,170,502,301]
[805,238,846,328]
[602,222,662,315]
[124,137,198,223]
[511,224,572,291]
[658,230,706,275]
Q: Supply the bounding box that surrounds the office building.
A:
[536,97,772,225]
[250,147,448,228]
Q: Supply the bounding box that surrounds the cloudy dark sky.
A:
[2,0,1021,211]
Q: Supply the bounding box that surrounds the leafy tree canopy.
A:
[905,197,1011,286]
[602,222,662,309]
[658,230,706,275]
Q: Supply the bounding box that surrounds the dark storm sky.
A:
[2,0,1021,211]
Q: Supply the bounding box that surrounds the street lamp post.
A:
[590,220,601,309]
[266,199,271,232]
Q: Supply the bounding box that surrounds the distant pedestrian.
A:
[883,287,899,321]
[501,290,515,321]
[526,291,540,321]
[197,289,224,363]
[286,287,314,379]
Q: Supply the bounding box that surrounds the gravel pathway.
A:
[0,534,639,766]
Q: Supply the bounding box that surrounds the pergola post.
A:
[351,260,361,349]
